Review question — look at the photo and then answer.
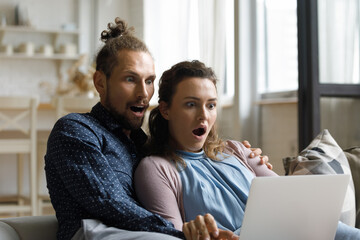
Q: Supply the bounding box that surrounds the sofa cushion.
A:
[286,129,356,227]
[0,222,20,240]
[0,215,57,240]
[344,147,360,228]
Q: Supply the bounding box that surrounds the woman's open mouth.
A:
[192,127,207,137]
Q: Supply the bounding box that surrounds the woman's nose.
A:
[197,107,208,120]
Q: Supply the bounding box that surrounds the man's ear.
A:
[93,70,106,97]
[159,101,170,120]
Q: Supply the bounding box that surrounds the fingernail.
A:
[250,153,254,158]
[214,230,219,236]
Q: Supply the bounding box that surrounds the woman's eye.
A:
[208,103,216,109]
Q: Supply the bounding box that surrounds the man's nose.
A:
[136,81,149,99]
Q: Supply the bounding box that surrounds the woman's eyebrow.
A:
[183,96,217,101]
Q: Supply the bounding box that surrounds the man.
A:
[45,18,267,240]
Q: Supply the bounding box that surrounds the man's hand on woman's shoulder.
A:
[241,140,272,170]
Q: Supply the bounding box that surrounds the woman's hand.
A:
[241,140,272,170]
[183,213,239,240]
[183,213,218,240]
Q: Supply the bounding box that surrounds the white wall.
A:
[0,0,299,194]
[0,0,77,28]
[0,0,141,103]
[260,102,298,175]
[0,0,79,103]
[0,0,138,196]
[0,0,81,196]
[219,102,298,176]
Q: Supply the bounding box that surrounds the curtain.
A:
[144,0,193,106]
[318,0,359,84]
[318,0,360,148]
[230,0,260,144]
[197,0,227,117]
[143,0,227,120]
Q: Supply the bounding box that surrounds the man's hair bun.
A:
[100,17,135,43]
[95,17,149,79]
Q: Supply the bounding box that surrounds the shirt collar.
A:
[90,102,148,147]
[176,149,206,160]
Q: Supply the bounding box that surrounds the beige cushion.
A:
[286,129,356,227]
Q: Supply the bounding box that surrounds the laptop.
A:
[239,174,350,240]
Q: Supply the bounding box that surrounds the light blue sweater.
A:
[176,150,254,235]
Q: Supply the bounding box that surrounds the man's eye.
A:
[145,79,153,85]
[126,77,134,82]
[186,102,196,107]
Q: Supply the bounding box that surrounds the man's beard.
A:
[105,96,144,131]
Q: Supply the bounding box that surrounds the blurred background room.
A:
[0,0,359,217]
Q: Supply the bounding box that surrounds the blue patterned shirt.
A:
[45,103,184,240]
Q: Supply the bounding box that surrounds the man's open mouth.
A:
[130,106,145,113]
[192,127,206,136]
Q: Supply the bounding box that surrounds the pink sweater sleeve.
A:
[134,156,184,230]
[225,140,278,177]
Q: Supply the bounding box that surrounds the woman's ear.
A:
[159,101,170,120]
[93,70,106,97]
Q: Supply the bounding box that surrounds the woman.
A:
[135,60,360,240]
[134,60,277,239]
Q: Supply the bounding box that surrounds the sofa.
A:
[0,215,57,240]
[0,131,358,239]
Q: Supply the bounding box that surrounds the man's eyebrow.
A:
[123,70,156,79]
[123,70,141,76]
[148,74,156,80]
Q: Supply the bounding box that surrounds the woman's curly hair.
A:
[95,17,150,79]
[147,60,226,167]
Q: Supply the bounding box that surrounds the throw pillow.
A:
[287,129,356,227]
[344,147,360,229]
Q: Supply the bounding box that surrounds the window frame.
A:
[297,0,360,150]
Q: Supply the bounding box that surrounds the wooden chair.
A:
[0,96,39,216]
[54,96,100,119]
[37,95,99,215]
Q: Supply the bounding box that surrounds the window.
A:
[257,0,298,93]
[144,0,234,105]
[298,0,360,149]
[223,0,235,101]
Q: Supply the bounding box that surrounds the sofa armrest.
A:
[0,215,58,240]
[0,221,20,240]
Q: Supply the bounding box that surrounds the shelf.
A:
[0,26,79,35]
[0,53,80,60]
[0,25,82,103]
[0,26,79,57]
